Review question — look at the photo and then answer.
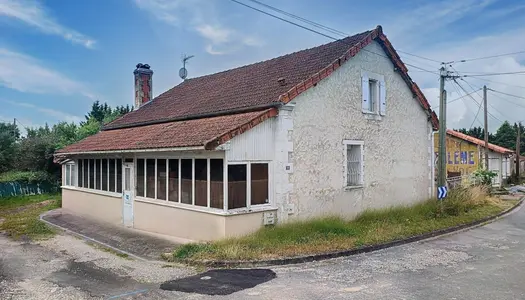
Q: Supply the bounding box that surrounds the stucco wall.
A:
[133,200,226,241]
[224,211,271,238]
[62,188,123,225]
[283,41,433,220]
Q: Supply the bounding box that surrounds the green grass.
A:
[170,186,516,261]
[0,193,61,240]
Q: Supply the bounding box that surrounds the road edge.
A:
[181,199,524,268]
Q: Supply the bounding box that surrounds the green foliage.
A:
[472,168,498,186]
[456,121,525,155]
[0,171,54,184]
[0,122,20,173]
[0,100,133,182]
[0,193,61,210]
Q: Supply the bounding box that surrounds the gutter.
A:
[103,102,283,131]
[55,146,205,156]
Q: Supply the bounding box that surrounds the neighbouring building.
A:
[434,129,513,187]
[55,26,439,241]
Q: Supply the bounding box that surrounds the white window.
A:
[64,162,76,187]
[76,158,122,193]
[362,72,386,116]
[343,140,364,187]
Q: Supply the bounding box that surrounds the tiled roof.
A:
[105,26,438,130]
[447,129,514,154]
[57,25,438,155]
[56,109,277,154]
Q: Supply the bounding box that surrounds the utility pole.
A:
[483,85,489,170]
[437,67,447,188]
[13,118,16,138]
[516,123,521,182]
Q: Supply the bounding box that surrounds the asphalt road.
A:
[1,203,525,299]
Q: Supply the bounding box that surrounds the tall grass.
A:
[171,186,510,261]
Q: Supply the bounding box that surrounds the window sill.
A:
[135,197,277,216]
[344,185,364,191]
[363,112,383,120]
[61,186,122,198]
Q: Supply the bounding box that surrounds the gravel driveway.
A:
[1,203,524,299]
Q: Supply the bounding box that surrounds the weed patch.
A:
[170,186,514,261]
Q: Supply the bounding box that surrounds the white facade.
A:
[227,41,434,222]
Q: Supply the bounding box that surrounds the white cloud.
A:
[0,48,96,99]
[133,0,263,55]
[2,99,82,123]
[0,0,96,49]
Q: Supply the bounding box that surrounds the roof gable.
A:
[105,26,438,131]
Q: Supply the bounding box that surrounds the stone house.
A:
[55,26,438,241]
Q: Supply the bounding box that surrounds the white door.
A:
[122,162,134,227]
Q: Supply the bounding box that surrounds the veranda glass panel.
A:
[251,163,269,205]
[168,159,179,202]
[157,159,167,200]
[228,164,247,209]
[146,159,155,198]
[108,159,116,192]
[195,159,207,206]
[95,159,101,190]
[136,159,145,197]
[181,159,192,204]
[101,159,108,191]
[116,159,122,193]
[210,159,224,209]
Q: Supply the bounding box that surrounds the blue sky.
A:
[1,0,525,132]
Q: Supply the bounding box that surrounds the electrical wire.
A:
[228,0,440,76]
[466,76,525,90]
[460,78,508,121]
[464,71,525,77]
[434,88,482,108]
[488,88,525,100]
[454,79,504,123]
[450,81,484,128]
[450,50,525,64]
[243,0,442,65]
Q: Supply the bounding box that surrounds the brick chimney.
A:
[134,63,153,108]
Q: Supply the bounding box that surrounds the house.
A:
[55,26,439,241]
[433,129,513,186]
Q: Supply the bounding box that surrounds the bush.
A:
[0,171,55,184]
[440,185,492,216]
[471,168,497,186]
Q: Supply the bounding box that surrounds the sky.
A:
[1,0,525,133]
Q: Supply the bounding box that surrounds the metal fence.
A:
[0,182,60,197]
[446,175,481,190]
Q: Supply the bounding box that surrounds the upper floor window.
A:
[361,72,386,116]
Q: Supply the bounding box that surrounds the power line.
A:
[487,91,525,110]
[454,79,503,123]
[488,88,525,100]
[450,82,483,128]
[460,78,508,121]
[451,50,525,64]
[464,71,525,77]
[243,0,442,65]
[434,88,482,108]
[466,76,525,90]
[229,0,440,76]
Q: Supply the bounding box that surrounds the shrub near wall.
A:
[0,171,60,197]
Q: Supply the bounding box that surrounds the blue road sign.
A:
[437,186,448,199]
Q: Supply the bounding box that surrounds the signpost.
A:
[437,186,448,200]
[437,186,448,215]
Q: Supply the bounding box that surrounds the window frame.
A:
[63,161,76,187]
[343,140,364,189]
[361,71,385,116]
[65,158,122,196]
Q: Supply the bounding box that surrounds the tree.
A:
[493,121,516,151]
[0,122,20,173]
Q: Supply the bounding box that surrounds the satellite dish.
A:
[179,67,188,80]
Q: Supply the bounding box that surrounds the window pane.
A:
[83,159,89,188]
[157,159,167,200]
[347,145,362,186]
[65,165,71,186]
[116,159,122,193]
[102,159,108,191]
[251,163,269,205]
[146,159,155,198]
[77,160,83,188]
[89,159,95,189]
[124,167,131,191]
[95,159,101,190]
[168,159,179,202]
[181,159,192,204]
[210,159,224,209]
[195,159,207,207]
[228,164,247,209]
[136,159,145,197]
[108,159,116,192]
[71,164,76,187]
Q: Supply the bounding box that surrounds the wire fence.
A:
[0,182,60,198]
